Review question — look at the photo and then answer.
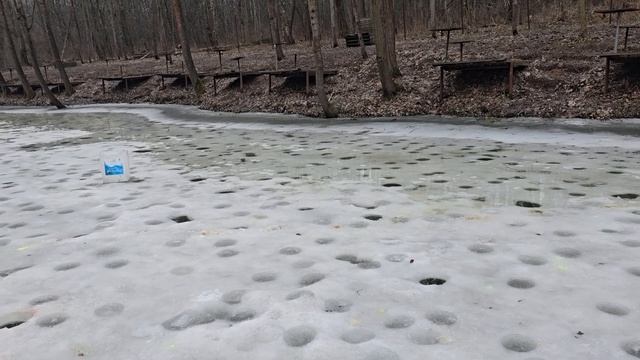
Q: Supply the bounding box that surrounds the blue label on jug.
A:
[104,163,125,176]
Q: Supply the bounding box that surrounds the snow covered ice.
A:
[0,106,639,360]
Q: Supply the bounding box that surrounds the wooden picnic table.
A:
[430,26,463,59]
[230,56,246,90]
[617,25,640,50]
[595,7,640,52]
[211,48,229,68]
[433,58,526,101]
[600,51,640,92]
[449,39,475,61]
[99,74,153,93]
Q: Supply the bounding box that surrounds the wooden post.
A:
[161,76,165,89]
[445,30,451,59]
[120,65,124,77]
[236,58,243,90]
[294,54,298,68]
[274,45,278,70]
[605,57,610,93]
[44,66,48,81]
[624,27,630,50]
[165,57,169,73]
[218,51,223,67]
[439,67,444,102]
[609,0,613,24]
[213,75,217,95]
[102,79,105,94]
[305,70,310,94]
[125,78,129,91]
[459,43,464,61]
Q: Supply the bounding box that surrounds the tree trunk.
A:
[429,0,436,36]
[69,0,84,63]
[205,0,218,48]
[352,0,368,59]
[171,0,202,94]
[0,71,6,96]
[329,0,339,47]
[579,0,587,34]
[0,1,34,99]
[13,0,65,108]
[39,0,74,96]
[512,0,518,35]
[287,0,297,43]
[307,0,338,118]
[267,0,285,60]
[372,0,396,97]
[384,0,400,76]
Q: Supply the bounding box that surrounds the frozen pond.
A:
[0,106,639,360]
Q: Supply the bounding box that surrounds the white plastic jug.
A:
[100,151,130,183]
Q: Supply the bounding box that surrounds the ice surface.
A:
[0,107,639,359]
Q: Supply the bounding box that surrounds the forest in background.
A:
[0,0,638,118]
[0,0,611,65]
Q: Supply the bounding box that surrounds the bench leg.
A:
[605,57,610,94]
[102,79,105,94]
[213,76,217,96]
[624,28,629,50]
[445,31,451,59]
[268,74,272,94]
[439,67,444,102]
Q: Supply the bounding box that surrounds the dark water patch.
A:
[420,278,446,286]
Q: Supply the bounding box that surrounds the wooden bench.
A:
[433,58,526,101]
[601,52,640,92]
[430,26,463,59]
[449,39,475,61]
[345,33,374,47]
[99,75,154,93]
[266,69,338,94]
[594,7,640,52]
[618,25,640,50]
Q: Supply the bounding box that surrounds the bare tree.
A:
[0,71,7,97]
[512,0,519,35]
[372,0,396,97]
[352,0,368,59]
[13,0,65,108]
[579,0,587,34]
[0,1,34,99]
[38,0,74,96]
[171,0,202,94]
[329,0,339,47]
[267,0,285,60]
[307,0,337,118]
